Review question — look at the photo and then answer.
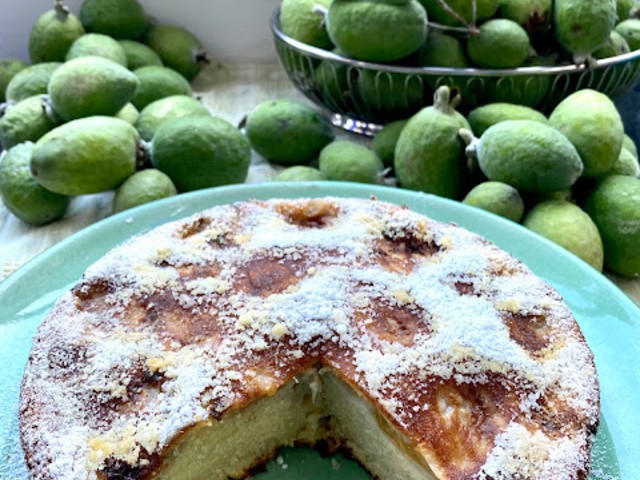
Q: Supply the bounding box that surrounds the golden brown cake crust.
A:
[20,197,600,480]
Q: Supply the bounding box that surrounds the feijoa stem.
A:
[313,4,329,28]
[427,22,480,35]
[432,0,480,35]
[54,0,70,17]
[459,128,477,150]
[433,86,461,115]
[136,140,152,170]
[40,95,60,124]
[193,49,210,66]
[459,128,481,170]
[312,4,329,17]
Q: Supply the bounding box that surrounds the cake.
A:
[20,197,600,480]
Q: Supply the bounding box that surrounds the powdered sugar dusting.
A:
[20,197,599,480]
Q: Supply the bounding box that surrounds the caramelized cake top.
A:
[20,197,599,480]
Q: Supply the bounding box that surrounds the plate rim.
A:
[2,181,637,308]
[1,181,638,478]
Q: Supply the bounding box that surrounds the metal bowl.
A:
[271,9,640,135]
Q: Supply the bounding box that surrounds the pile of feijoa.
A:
[0,0,251,224]
[243,86,639,279]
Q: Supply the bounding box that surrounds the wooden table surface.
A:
[0,63,638,306]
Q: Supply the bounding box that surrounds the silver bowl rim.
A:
[271,8,640,77]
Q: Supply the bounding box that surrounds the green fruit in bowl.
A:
[66,33,128,65]
[29,1,85,63]
[48,56,139,121]
[280,0,333,49]
[314,54,355,111]
[467,102,547,136]
[274,166,328,182]
[136,95,210,142]
[326,0,427,62]
[79,0,147,40]
[31,116,139,195]
[554,0,616,58]
[467,19,531,69]
[482,56,552,108]
[418,30,469,102]
[0,95,60,149]
[460,120,583,193]
[357,69,427,120]
[0,60,28,103]
[419,0,499,26]
[498,0,552,36]
[131,66,191,110]
[615,19,640,50]
[395,86,470,199]
[0,142,70,226]
[319,141,383,183]
[593,31,630,59]
[245,99,334,165]
[119,40,163,69]
[585,175,640,277]
[150,116,251,192]
[616,0,636,21]
[113,169,177,213]
[419,30,469,68]
[524,200,604,271]
[5,63,61,103]
[549,89,624,178]
[463,181,525,222]
[145,25,208,81]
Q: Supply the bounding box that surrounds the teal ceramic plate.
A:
[1,182,638,480]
